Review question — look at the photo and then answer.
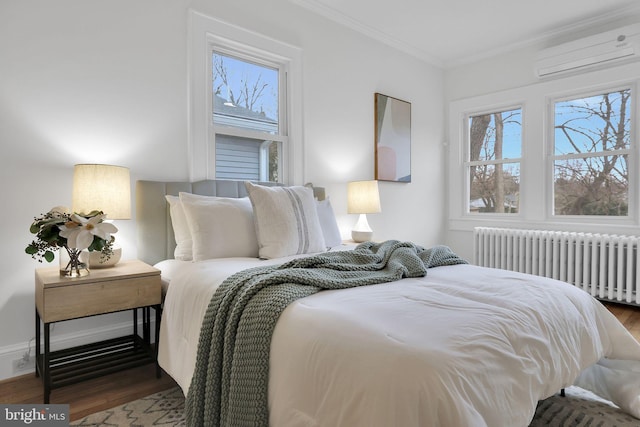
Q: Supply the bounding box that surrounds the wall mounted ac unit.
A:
[535,24,640,78]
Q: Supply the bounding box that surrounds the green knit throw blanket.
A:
[185,240,467,427]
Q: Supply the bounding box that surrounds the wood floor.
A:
[1,302,639,422]
[0,363,177,421]
[603,301,640,341]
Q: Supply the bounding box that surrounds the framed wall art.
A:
[374,93,411,182]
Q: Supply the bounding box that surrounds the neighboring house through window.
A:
[212,51,283,182]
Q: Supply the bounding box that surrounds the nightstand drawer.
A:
[42,276,160,322]
[35,259,162,323]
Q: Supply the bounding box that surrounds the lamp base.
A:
[89,247,122,268]
[351,213,374,243]
[351,230,373,243]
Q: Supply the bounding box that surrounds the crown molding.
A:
[291,0,640,70]
[289,0,443,67]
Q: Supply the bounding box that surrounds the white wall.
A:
[0,0,444,380]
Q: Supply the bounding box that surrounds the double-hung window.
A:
[211,49,286,182]
[552,88,632,217]
[466,107,522,214]
[189,12,302,183]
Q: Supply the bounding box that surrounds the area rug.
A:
[71,386,639,426]
[70,387,185,426]
[529,386,639,427]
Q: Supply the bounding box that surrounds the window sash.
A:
[208,45,288,182]
[552,149,631,161]
[549,87,633,218]
[465,106,522,215]
[466,157,522,167]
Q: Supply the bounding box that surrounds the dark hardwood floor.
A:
[0,363,177,421]
[1,302,639,422]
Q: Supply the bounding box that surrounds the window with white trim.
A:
[552,88,631,216]
[466,107,522,214]
[189,12,302,184]
[449,72,639,232]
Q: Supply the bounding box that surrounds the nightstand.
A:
[35,259,162,403]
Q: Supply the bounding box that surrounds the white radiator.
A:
[473,227,640,304]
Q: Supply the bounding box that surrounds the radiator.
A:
[473,227,640,305]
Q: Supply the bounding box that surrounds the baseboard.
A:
[0,318,157,382]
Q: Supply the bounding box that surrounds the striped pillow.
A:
[245,181,326,259]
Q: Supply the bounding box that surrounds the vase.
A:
[87,246,122,268]
[59,246,90,278]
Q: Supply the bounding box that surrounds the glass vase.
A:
[59,246,90,278]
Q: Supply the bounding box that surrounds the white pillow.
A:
[245,181,326,259]
[178,192,259,261]
[316,198,342,248]
[165,195,193,261]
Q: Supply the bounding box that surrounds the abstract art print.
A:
[375,93,411,182]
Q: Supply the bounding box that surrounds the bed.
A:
[136,179,640,427]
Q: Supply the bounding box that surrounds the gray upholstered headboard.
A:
[135,179,325,265]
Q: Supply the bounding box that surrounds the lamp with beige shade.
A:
[72,164,131,267]
[347,180,381,243]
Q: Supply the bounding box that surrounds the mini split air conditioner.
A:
[535,23,640,78]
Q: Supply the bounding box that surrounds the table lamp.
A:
[72,164,131,267]
[347,180,381,243]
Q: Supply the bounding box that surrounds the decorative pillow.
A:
[165,195,193,261]
[245,181,326,259]
[178,192,259,261]
[316,198,342,248]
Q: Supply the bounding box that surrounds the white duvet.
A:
[157,255,640,426]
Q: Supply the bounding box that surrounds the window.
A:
[189,12,302,183]
[552,88,631,216]
[449,64,639,232]
[466,108,522,214]
[212,51,285,182]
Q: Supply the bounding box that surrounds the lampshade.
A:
[347,180,381,214]
[72,164,131,219]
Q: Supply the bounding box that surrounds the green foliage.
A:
[44,251,55,263]
[25,208,116,263]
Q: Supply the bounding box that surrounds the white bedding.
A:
[154,259,184,295]
[157,254,640,426]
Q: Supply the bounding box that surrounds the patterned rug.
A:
[70,386,639,426]
[529,386,640,427]
[70,387,185,427]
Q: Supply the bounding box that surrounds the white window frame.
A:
[464,105,523,215]
[546,84,635,221]
[209,46,287,182]
[448,62,640,234]
[188,10,303,184]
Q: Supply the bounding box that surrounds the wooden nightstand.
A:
[35,259,162,403]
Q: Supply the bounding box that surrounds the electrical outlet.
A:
[12,355,35,374]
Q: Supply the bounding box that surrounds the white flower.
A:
[58,213,118,250]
